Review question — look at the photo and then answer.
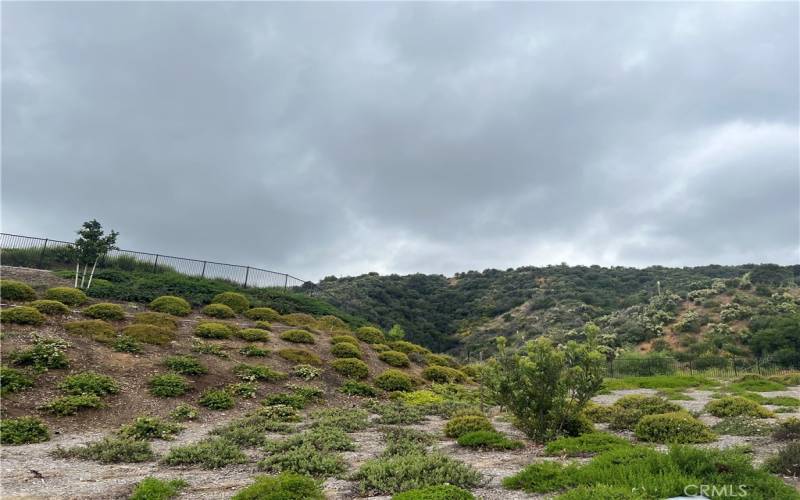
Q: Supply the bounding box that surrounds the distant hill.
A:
[315,264,799,360]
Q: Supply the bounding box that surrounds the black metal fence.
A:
[606,354,798,378]
[0,233,309,290]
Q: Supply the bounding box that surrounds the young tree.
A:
[387,324,406,341]
[73,220,119,290]
[483,336,605,442]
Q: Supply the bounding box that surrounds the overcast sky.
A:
[2,2,798,281]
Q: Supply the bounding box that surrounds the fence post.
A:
[244,267,250,288]
[732,356,738,377]
[284,274,288,288]
[153,254,159,273]
[201,261,207,278]
[37,239,49,268]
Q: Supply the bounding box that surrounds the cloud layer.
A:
[2,2,798,280]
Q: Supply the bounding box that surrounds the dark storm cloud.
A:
[2,2,798,280]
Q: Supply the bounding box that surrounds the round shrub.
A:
[211,292,250,313]
[195,322,233,339]
[236,328,270,342]
[278,348,322,366]
[388,340,429,355]
[83,303,126,321]
[1,306,45,325]
[317,315,349,332]
[254,321,272,331]
[0,416,50,445]
[1,366,34,394]
[202,303,236,319]
[134,312,178,330]
[372,344,390,352]
[280,313,317,328]
[426,354,459,368]
[64,319,116,343]
[245,307,281,322]
[331,335,359,346]
[705,396,773,418]
[45,287,87,306]
[59,371,120,396]
[122,324,175,345]
[149,373,190,397]
[331,358,369,379]
[379,351,410,368]
[375,369,414,392]
[444,415,494,438]
[634,412,716,443]
[355,326,385,344]
[30,299,70,315]
[392,485,475,500]
[232,472,325,500]
[280,329,315,344]
[165,355,207,375]
[422,365,466,383]
[456,430,524,450]
[609,395,682,430]
[199,388,235,410]
[149,295,191,316]
[1,280,36,301]
[331,342,362,359]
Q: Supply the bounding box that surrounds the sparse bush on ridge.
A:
[379,350,410,367]
[45,287,88,306]
[355,326,385,344]
[83,302,126,321]
[122,324,174,345]
[375,369,414,392]
[280,329,316,344]
[30,299,70,315]
[149,296,191,316]
[331,342,362,359]
[211,292,250,313]
[202,303,236,319]
[0,280,37,301]
[1,306,45,325]
[245,307,281,321]
[331,358,369,379]
[194,322,233,339]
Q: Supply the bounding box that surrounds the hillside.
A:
[316,264,799,361]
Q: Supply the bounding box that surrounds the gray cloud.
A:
[2,2,798,280]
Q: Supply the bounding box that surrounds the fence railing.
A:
[0,233,310,290]
[606,354,798,378]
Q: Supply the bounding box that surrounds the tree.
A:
[73,220,119,290]
[483,336,605,442]
[387,324,406,341]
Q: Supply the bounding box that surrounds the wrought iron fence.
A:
[606,354,798,378]
[0,232,310,290]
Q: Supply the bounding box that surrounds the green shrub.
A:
[112,335,142,352]
[280,313,317,328]
[583,402,614,423]
[170,403,199,421]
[234,363,285,382]
[263,392,307,409]
[292,364,322,380]
[236,328,270,342]
[259,443,346,477]
[765,441,800,477]
[59,371,120,396]
[162,437,246,468]
[122,324,174,345]
[192,340,228,357]
[0,416,50,445]
[149,296,191,316]
[202,303,236,319]
[484,336,605,442]
[392,485,474,500]
[712,416,775,436]
[232,473,324,500]
[379,350,410,367]
[340,380,378,397]
[705,396,773,418]
[228,382,258,398]
[117,416,183,440]
[45,287,87,306]
[401,390,445,406]
[730,374,786,392]
[10,336,70,370]
[388,340,429,354]
[544,432,632,456]
[634,412,716,443]
[244,307,281,321]
[331,335,360,345]
[331,342,362,359]
[317,315,349,331]
[0,366,34,394]
[194,321,233,339]
[198,389,235,410]
[130,477,187,500]
[133,312,178,330]
[40,393,105,416]
[278,348,322,366]
[331,358,369,379]
[210,414,290,447]
[309,408,369,432]
[351,451,481,495]
[381,427,435,456]
[609,395,682,430]
[375,369,414,391]
[64,319,116,343]
[254,320,272,330]
[426,353,459,368]
[773,417,800,441]
[83,302,126,321]
[1,306,45,325]
[368,400,425,425]
[457,430,524,450]
[30,299,69,315]
[1,280,36,301]
[280,329,316,344]
[164,355,207,375]
[240,345,270,357]
[258,404,301,422]
[355,326,385,344]
[445,415,494,438]
[211,291,250,313]
[422,365,465,383]
[54,437,154,463]
[149,373,190,397]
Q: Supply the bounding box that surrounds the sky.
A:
[2,2,798,281]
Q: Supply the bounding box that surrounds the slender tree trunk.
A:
[80,263,88,289]
[86,257,100,290]
[74,261,80,288]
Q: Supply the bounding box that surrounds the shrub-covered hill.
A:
[315,264,799,358]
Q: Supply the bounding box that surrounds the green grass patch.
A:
[0,416,50,445]
[232,473,324,500]
[545,432,632,456]
[130,477,187,500]
[54,437,154,463]
[117,416,183,440]
[162,437,246,469]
